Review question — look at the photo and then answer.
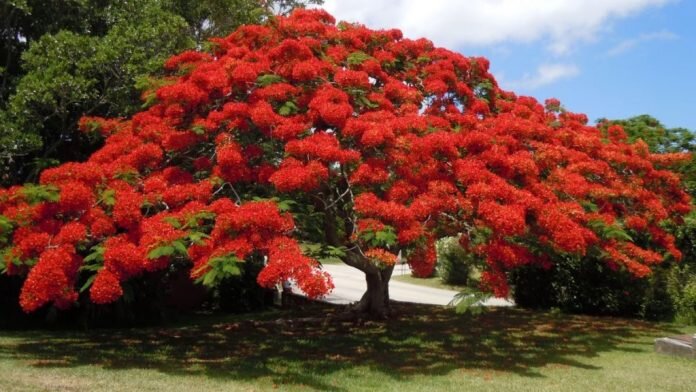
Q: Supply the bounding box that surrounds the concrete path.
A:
[299,263,513,307]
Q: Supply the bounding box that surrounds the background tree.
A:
[0,10,690,319]
[0,0,322,185]
[0,0,116,101]
[165,0,323,45]
[599,114,696,195]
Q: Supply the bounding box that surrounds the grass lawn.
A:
[392,274,468,291]
[0,302,693,392]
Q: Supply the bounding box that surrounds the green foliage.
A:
[78,244,105,292]
[449,289,490,316]
[20,184,59,204]
[435,236,472,285]
[194,254,242,288]
[358,225,398,248]
[300,242,347,264]
[347,51,371,66]
[278,100,299,116]
[674,281,696,325]
[0,215,13,247]
[1,0,322,186]
[163,0,266,44]
[666,264,696,324]
[601,114,696,153]
[207,257,272,313]
[587,219,632,242]
[511,256,652,317]
[82,245,105,266]
[1,2,193,184]
[98,188,116,207]
[601,114,696,195]
[675,210,696,261]
[0,0,117,101]
[256,74,285,87]
[355,94,379,109]
[510,255,696,322]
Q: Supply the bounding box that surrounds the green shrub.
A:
[510,256,673,319]
[436,236,471,285]
[207,257,273,313]
[675,282,696,324]
[638,266,675,321]
[667,264,696,324]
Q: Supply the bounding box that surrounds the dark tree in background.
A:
[0,0,322,185]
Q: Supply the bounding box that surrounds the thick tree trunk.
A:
[353,266,394,319]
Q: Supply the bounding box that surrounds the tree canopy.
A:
[0,9,690,317]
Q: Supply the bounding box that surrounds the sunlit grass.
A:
[392,274,468,292]
[0,302,693,391]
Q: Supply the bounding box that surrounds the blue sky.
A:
[322,0,695,129]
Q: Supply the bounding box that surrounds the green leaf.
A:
[374,229,397,247]
[21,184,60,204]
[449,291,490,315]
[188,231,210,245]
[326,245,347,258]
[581,201,599,212]
[190,125,206,135]
[605,227,633,242]
[276,199,297,212]
[83,245,104,264]
[113,170,140,184]
[147,245,176,259]
[202,269,218,287]
[588,219,633,242]
[358,95,379,109]
[0,215,12,232]
[256,74,284,86]
[172,240,188,255]
[300,242,323,257]
[347,51,371,66]
[195,211,216,220]
[194,254,243,288]
[278,101,298,116]
[163,216,182,228]
[0,215,13,246]
[100,189,116,207]
[360,230,375,242]
[79,275,96,293]
[221,262,241,275]
[79,264,102,272]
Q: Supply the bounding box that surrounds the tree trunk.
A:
[353,266,394,319]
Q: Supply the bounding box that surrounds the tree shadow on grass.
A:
[0,303,683,391]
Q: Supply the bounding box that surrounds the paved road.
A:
[302,263,513,307]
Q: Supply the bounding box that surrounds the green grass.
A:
[393,274,468,291]
[0,302,694,391]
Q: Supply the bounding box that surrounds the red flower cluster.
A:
[0,9,690,312]
[365,248,398,269]
[407,238,437,278]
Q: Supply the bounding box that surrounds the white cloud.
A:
[320,0,674,55]
[505,63,580,90]
[606,30,678,56]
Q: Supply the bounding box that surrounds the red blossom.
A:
[1,8,691,313]
[90,269,123,304]
[269,158,328,192]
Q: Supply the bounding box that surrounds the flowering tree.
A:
[0,10,690,318]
